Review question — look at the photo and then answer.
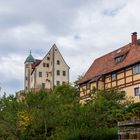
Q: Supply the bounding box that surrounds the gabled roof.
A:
[37,44,70,69]
[52,44,70,69]
[80,42,140,84]
[30,44,69,75]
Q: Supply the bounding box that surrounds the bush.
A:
[0,86,133,140]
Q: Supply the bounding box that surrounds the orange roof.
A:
[80,42,140,84]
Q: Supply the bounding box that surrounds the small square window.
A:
[112,74,116,81]
[46,73,49,77]
[63,71,66,76]
[42,83,45,89]
[57,60,60,65]
[133,64,140,74]
[57,70,60,76]
[56,81,60,85]
[115,56,123,63]
[134,87,140,96]
[47,57,50,60]
[39,72,42,77]
[87,84,90,89]
[46,63,49,67]
[26,64,29,68]
[62,81,65,84]
[43,63,46,67]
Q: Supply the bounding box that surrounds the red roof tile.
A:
[80,43,140,84]
[32,59,41,69]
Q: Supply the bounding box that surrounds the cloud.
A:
[0,54,24,95]
[0,0,140,95]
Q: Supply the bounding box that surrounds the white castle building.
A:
[24,44,70,91]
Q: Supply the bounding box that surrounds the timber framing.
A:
[79,32,140,103]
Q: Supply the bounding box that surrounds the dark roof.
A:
[80,42,140,84]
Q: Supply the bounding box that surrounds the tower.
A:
[24,51,35,91]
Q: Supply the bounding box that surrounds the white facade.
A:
[24,44,70,91]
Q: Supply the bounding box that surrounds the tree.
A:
[0,95,22,139]
[73,75,83,89]
[0,85,137,140]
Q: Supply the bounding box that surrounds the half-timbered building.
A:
[79,32,140,103]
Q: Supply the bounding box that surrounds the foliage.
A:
[0,84,139,140]
[73,75,83,89]
[17,111,31,132]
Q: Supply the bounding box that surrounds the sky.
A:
[0,0,140,95]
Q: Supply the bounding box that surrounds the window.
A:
[46,73,49,77]
[87,84,90,89]
[63,71,66,76]
[47,57,50,60]
[57,70,60,75]
[62,81,65,84]
[43,63,46,67]
[134,87,140,96]
[115,56,123,63]
[56,81,60,85]
[42,83,45,89]
[133,64,140,74]
[39,72,42,77]
[112,74,116,81]
[43,63,49,67]
[25,77,28,80]
[114,52,128,64]
[25,64,29,68]
[46,63,49,67]
[57,60,60,65]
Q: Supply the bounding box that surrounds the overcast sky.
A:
[0,0,140,95]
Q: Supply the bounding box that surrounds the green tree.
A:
[0,95,22,139]
[0,85,137,140]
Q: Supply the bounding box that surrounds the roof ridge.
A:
[79,42,138,84]
[95,43,131,61]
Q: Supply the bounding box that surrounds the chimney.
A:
[131,32,137,45]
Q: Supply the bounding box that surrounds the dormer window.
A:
[114,50,128,64]
[115,56,123,63]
